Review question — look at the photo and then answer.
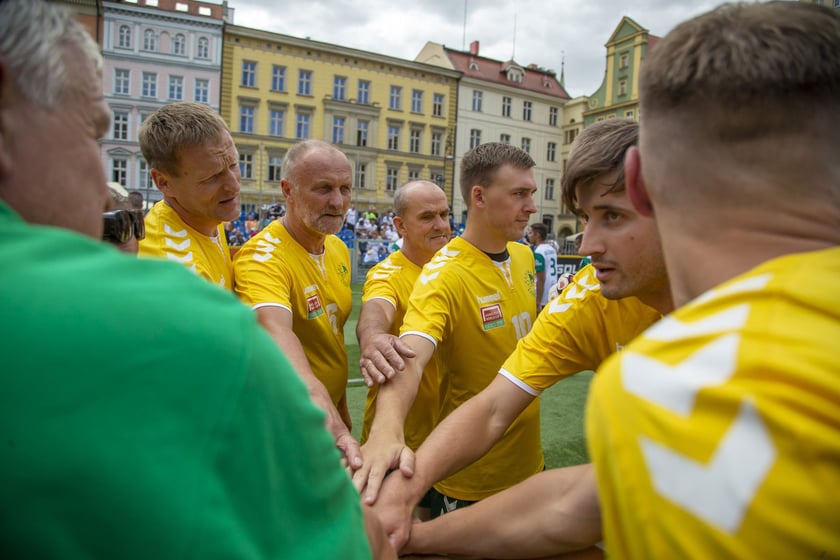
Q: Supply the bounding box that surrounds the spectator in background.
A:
[346,203,358,232]
[103,182,143,254]
[527,222,559,313]
[128,191,145,212]
[138,102,240,289]
[0,1,392,557]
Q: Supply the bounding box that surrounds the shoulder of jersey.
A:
[546,264,601,313]
[242,224,285,263]
[417,243,461,286]
[369,252,405,280]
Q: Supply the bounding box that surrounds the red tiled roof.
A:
[445,47,571,100]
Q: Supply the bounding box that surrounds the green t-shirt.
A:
[0,202,370,559]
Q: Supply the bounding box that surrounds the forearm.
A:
[356,300,393,350]
[405,464,602,558]
[536,271,546,306]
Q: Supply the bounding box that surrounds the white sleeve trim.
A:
[252,302,292,313]
[498,368,542,397]
[365,296,397,310]
[399,330,438,349]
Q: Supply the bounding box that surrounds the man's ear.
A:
[150,168,171,197]
[471,185,485,208]
[280,178,292,199]
[392,215,406,237]
[625,146,654,217]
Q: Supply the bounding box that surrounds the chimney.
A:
[470,40,479,56]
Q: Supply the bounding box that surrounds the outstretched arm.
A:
[256,306,363,471]
[356,298,416,386]
[352,334,434,497]
[403,464,602,558]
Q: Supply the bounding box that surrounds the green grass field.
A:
[344,282,591,469]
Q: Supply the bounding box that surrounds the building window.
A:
[172,33,186,56]
[269,109,284,136]
[431,171,444,187]
[142,29,158,51]
[194,78,209,103]
[240,106,254,133]
[472,90,483,112]
[112,111,129,140]
[355,162,367,189]
[114,69,130,95]
[626,110,635,119]
[138,159,151,191]
[357,120,369,147]
[386,167,399,191]
[239,153,253,179]
[544,178,555,201]
[168,75,183,100]
[542,214,554,234]
[271,65,286,91]
[618,79,627,96]
[389,86,402,110]
[268,156,283,182]
[197,37,209,59]
[564,128,579,145]
[118,25,131,48]
[387,125,400,150]
[242,61,256,87]
[141,72,157,98]
[298,70,312,95]
[432,93,444,117]
[500,133,511,144]
[469,128,481,149]
[358,80,370,104]
[502,96,512,117]
[619,53,629,70]
[523,100,532,121]
[411,89,423,113]
[111,158,127,185]
[408,168,421,180]
[547,142,557,162]
[332,116,345,144]
[431,131,442,156]
[549,106,558,126]
[409,129,421,153]
[333,76,346,100]
[296,113,310,139]
[521,137,531,154]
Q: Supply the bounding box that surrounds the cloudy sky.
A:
[222,0,729,98]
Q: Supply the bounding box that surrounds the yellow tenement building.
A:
[221,24,460,214]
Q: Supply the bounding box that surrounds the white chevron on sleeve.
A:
[166,251,194,264]
[640,399,775,533]
[419,271,439,285]
[621,333,740,416]
[164,237,191,251]
[163,224,188,237]
[548,299,572,314]
[693,273,772,306]
[645,305,751,342]
[253,252,272,263]
[262,232,282,244]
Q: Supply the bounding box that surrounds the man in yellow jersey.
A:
[355,142,539,539]
[586,3,840,558]
[355,180,451,520]
[379,120,672,555]
[233,139,362,468]
[138,102,240,289]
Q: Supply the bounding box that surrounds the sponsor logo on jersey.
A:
[481,303,505,330]
[337,262,350,286]
[306,294,324,319]
[477,292,501,304]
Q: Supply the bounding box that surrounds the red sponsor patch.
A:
[480,303,505,330]
[306,294,324,319]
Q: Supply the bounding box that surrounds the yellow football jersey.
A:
[233,221,352,407]
[400,236,541,501]
[588,247,840,558]
[359,250,440,451]
[138,201,232,289]
[500,264,661,394]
